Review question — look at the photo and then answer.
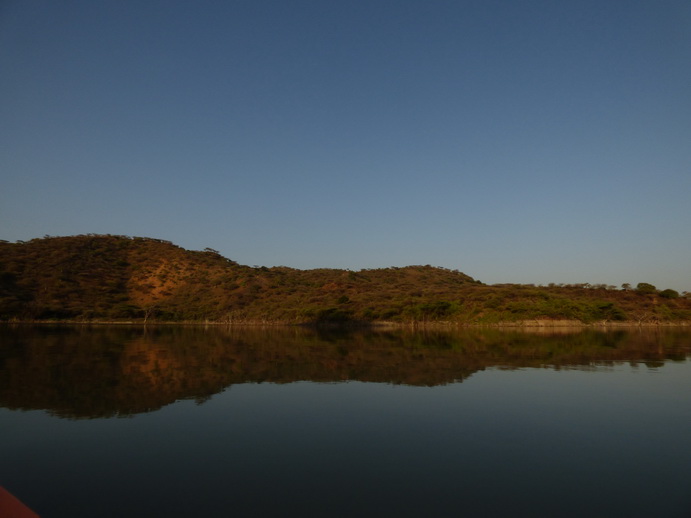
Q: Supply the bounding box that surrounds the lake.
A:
[1,325,691,517]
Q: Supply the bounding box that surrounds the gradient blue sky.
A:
[2,0,690,290]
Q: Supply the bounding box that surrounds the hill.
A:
[1,235,689,324]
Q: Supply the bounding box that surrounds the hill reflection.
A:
[1,325,689,419]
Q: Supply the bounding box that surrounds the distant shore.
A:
[3,236,689,326]
[2,319,690,328]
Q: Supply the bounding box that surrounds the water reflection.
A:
[1,325,689,419]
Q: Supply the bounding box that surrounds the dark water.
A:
[1,325,691,517]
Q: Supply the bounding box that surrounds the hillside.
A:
[0,235,689,324]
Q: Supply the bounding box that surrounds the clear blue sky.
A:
[2,0,690,291]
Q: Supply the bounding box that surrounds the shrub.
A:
[636,283,657,294]
[659,289,679,299]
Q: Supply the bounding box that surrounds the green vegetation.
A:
[660,289,680,299]
[1,235,689,324]
[636,282,657,294]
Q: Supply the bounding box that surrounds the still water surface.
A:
[1,325,691,517]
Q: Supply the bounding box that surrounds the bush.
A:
[659,289,679,299]
[315,307,354,322]
[403,301,459,321]
[636,283,657,294]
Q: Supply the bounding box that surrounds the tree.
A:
[635,283,657,294]
[659,289,679,299]
[143,304,157,324]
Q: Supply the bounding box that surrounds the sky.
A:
[1,0,690,291]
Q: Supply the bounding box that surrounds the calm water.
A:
[1,325,691,517]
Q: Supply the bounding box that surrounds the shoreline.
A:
[2,319,690,328]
